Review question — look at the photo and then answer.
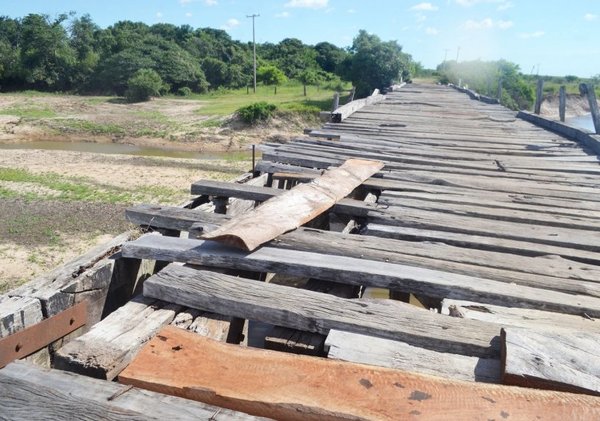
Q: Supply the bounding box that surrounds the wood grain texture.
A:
[0,361,263,420]
[202,158,384,250]
[502,327,600,396]
[54,295,180,380]
[119,325,600,421]
[143,264,500,357]
[123,234,600,318]
[325,329,502,383]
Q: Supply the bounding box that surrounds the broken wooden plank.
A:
[441,299,600,333]
[54,295,181,380]
[501,327,600,396]
[201,158,383,250]
[0,361,262,420]
[143,264,500,357]
[325,329,501,383]
[119,325,600,421]
[123,235,600,318]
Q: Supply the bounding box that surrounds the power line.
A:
[246,13,260,93]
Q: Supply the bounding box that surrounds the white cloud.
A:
[464,18,493,29]
[205,0,218,5]
[185,12,192,17]
[497,20,513,29]
[221,18,240,30]
[179,0,192,4]
[519,30,545,39]
[416,14,427,23]
[284,0,328,9]
[275,11,291,18]
[463,17,512,30]
[497,1,513,10]
[347,9,356,14]
[410,2,438,11]
[584,13,598,21]
[156,12,163,18]
[425,27,439,35]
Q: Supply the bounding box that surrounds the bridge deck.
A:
[7,83,599,420]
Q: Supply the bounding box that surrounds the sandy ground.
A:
[540,94,590,119]
[0,93,315,292]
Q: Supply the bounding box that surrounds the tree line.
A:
[0,13,417,100]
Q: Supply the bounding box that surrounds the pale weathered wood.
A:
[119,326,600,421]
[143,264,501,357]
[331,90,385,123]
[202,159,383,250]
[124,234,600,318]
[325,329,501,383]
[0,361,263,420]
[441,299,600,333]
[559,85,566,122]
[534,79,544,115]
[502,327,600,396]
[0,296,43,338]
[54,295,180,380]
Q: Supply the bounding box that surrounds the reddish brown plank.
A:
[119,326,600,421]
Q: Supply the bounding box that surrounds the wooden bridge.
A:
[2,83,600,419]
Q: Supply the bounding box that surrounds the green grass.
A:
[0,106,57,119]
[177,82,350,116]
[58,119,126,136]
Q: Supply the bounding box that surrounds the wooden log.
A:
[119,326,600,421]
[0,361,262,420]
[143,264,501,357]
[501,327,600,396]
[534,79,544,115]
[441,299,600,333]
[54,295,181,380]
[123,235,600,318]
[201,158,383,250]
[325,329,501,383]
[559,85,566,122]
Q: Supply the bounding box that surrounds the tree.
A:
[257,65,287,86]
[314,42,348,74]
[125,68,164,102]
[347,30,407,97]
[298,69,320,96]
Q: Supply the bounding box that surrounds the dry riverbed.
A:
[0,93,313,293]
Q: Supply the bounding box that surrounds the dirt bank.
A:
[540,94,590,120]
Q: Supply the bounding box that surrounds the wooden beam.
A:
[534,79,544,115]
[501,327,600,396]
[123,235,600,318]
[559,85,566,122]
[202,159,383,250]
[119,326,600,421]
[0,361,260,420]
[142,264,501,357]
[325,329,501,383]
[581,83,600,134]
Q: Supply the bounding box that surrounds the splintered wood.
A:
[118,326,600,421]
[201,158,383,250]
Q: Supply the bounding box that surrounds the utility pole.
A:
[456,46,461,63]
[246,13,260,93]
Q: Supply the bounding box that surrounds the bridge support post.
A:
[559,86,566,122]
[580,83,600,134]
[534,79,544,115]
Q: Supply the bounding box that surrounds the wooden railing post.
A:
[580,83,600,134]
[332,92,340,112]
[559,86,566,122]
[349,87,356,103]
[534,78,544,115]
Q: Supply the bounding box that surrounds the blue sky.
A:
[3,0,599,77]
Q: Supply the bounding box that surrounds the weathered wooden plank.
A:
[0,361,263,420]
[119,325,600,421]
[124,234,600,317]
[0,296,43,338]
[202,158,383,250]
[502,327,600,396]
[325,329,501,383]
[331,90,385,123]
[441,299,600,333]
[54,295,181,380]
[364,223,600,266]
[143,264,501,357]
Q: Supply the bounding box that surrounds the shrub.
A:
[125,69,164,102]
[176,86,192,97]
[236,102,277,124]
